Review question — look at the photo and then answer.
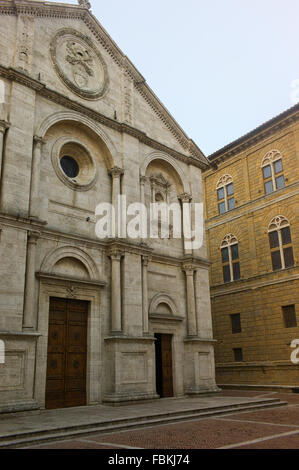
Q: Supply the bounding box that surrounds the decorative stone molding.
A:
[268,215,290,232]
[50,28,109,100]
[77,0,91,9]
[149,292,179,317]
[220,234,238,248]
[216,174,233,189]
[142,255,152,267]
[51,136,97,191]
[40,245,100,281]
[262,149,283,167]
[0,1,208,165]
[178,192,192,204]
[108,166,125,178]
[0,120,10,134]
[0,65,206,169]
[15,14,34,73]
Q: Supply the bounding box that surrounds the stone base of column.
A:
[183,337,220,396]
[104,335,157,404]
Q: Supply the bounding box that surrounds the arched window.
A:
[216,175,235,214]
[262,150,285,194]
[221,234,241,283]
[268,216,294,270]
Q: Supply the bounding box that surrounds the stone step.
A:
[0,398,287,449]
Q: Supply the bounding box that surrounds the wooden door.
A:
[161,334,173,397]
[45,298,88,410]
[155,334,173,398]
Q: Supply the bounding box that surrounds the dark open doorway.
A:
[154,334,174,398]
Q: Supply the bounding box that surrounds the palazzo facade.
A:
[203,104,299,389]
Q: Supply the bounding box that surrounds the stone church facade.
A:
[0,0,218,413]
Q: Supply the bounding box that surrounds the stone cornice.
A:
[0,65,208,170]
[207,103,299,167]
[210,268,299,297]
[0,1,209,167]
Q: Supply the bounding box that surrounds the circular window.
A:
[52,137,97,191]
[60,155,79,179]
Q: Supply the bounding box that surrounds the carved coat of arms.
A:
[65,41,94,89]
[50,29,109,100]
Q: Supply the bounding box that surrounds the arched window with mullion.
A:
[268,216,294,271]
[217,175,235,215]
[221,234,241,283]
[262,150,285,195]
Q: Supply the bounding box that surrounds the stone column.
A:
[140,176,147,240]
[183,264,197,337]
[23,230,40,331]
[110,249,123,334]
[109,167,124,239]
[29,136,45,219]
[178,193,193,255]
[142,255,150,335]
[0,121,9,184]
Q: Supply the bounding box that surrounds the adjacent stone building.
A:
[203,104,299,389]
[0,0,218,413]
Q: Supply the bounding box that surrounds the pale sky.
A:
[66,0,299,155]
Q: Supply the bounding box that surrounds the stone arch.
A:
[140,151,189,193]
[36,111,117,168]
[220,233,239,249]
[216,174,233,189]
[149,293,178,316]
[268,215,290,232]
[262,149,283,167]
[40,245,100,281]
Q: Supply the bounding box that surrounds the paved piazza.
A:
[23,391,299,449]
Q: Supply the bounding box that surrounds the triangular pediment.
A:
[0,0,209,168]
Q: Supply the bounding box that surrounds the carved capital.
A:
[182,264,196,276]
[140,175,148,185]
[108,166,124,179]
[0,121,10,134]
[142,255,152,267]
[27,230,41,244]
[33,135,46,147]
[178,193,192,204]
[108,248,124,261]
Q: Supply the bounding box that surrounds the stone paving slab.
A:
[0,395,280,438]
[27,417,298,450]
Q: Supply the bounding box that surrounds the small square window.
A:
[226,183,234,196]
[282,305,297,328]
[233,348,243,362]
[221,247,229,263]
[263,165,272,179]
[231,314,242,334]
[275,175,285,190]
[219,201,226,214]
[269,231,279,249]
[223,265,231,283]
[274,159,283,174]
[228,197,235,210]
[265,180,274,194]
